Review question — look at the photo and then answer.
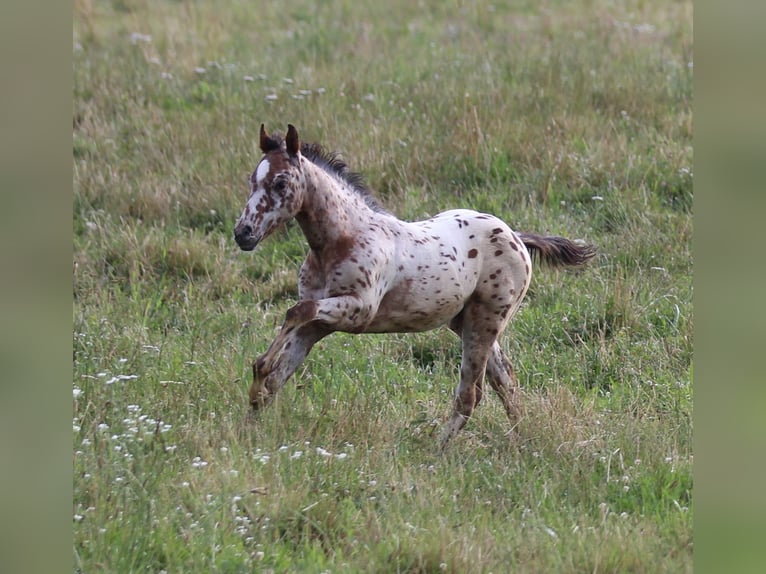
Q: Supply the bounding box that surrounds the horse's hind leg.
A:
[486,342,523,430]
[447,313,484,407]
[441,310,495,447]
[448,316,523,438]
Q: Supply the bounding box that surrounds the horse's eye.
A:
[272,178,287,193]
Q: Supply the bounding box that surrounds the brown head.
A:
[233,124,305,251]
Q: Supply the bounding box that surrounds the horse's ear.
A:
[259,124,269,152]
[259,124,279,153]
[285,124,300,157]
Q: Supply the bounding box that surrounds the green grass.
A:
[73,0,692,571]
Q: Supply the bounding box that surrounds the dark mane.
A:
[299,142,388,214]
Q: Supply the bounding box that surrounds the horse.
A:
[234,124,596,447]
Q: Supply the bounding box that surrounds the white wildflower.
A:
[634,23,655,34]
[130,32,152,45]
[104,374,138,385]
[543,526,558,539]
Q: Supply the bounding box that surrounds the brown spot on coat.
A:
[332,235,356,263]
[375,279,414,318]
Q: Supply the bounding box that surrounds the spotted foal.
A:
[234,124,596,447]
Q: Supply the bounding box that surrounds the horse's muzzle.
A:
[234,226,260,251]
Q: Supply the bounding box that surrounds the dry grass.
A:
[73,0,692,571]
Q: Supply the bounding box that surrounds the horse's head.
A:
[234,124,305,251]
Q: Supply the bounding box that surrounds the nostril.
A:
[235,224,252,241]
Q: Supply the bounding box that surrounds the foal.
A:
[234,124,595,446]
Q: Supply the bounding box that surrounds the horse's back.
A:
[422,209,530,269]
[362,209,531,333]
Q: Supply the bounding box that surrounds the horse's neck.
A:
[296,164,376,253]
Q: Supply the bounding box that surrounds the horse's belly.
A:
[363,279,469,334]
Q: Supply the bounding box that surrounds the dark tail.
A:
[516,232,597,268]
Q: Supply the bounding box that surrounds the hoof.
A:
[249,383,272,410]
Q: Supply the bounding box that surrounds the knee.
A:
[285,300,318,326]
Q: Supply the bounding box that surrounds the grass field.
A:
[73,0,693,571]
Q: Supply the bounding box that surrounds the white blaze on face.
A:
[255,158,271,187]
[240,157,285,240]
[237,158,273,238]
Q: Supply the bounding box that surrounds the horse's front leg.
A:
[250,322,329,409]
[250,300,326,409]
[249,295,374,409]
